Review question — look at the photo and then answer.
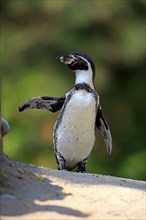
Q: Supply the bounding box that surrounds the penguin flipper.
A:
[96,106,112,156]
[19,96,65,113]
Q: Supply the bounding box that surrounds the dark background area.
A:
[1,1,146,180]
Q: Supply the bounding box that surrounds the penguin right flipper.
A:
[96,106,112,156]
[19,96,65,113]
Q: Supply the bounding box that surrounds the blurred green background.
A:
[1,1,146,180]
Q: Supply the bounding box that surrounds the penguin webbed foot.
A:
[57,156,68,171]
[76,160,86,173]
[57,157,87,173]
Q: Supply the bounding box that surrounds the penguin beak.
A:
[56,55,76,65]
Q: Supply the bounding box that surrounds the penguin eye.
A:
[70,60,78,67]
[77,57,86,65]
[68,57,88,71]
[76,57,82,62]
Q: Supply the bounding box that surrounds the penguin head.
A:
[56,52,95,76]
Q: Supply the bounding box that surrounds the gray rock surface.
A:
[0,154,145,220]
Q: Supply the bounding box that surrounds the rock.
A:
[0,154,145,220]
[0,117,10,154]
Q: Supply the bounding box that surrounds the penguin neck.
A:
[75,69,94,89]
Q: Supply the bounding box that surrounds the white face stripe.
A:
[71,55,93,72]
[78,55,92,70]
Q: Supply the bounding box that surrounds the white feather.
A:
[75,59,94,89]
[54,90,97,169]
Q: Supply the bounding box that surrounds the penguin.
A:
[19,52,112,172]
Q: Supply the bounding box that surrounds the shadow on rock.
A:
[0,154,89,218]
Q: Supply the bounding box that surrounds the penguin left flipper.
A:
[19,96,65,113]
[96,106,112,156]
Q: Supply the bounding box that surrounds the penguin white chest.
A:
[54,90,97,169]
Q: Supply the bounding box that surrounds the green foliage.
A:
[1,1,146,180]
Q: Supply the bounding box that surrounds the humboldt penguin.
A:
[19,52,112,172]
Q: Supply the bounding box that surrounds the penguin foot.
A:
[77,160,86,173]
[57,158,67,171]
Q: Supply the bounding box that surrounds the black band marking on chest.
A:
[75,83,93,92]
